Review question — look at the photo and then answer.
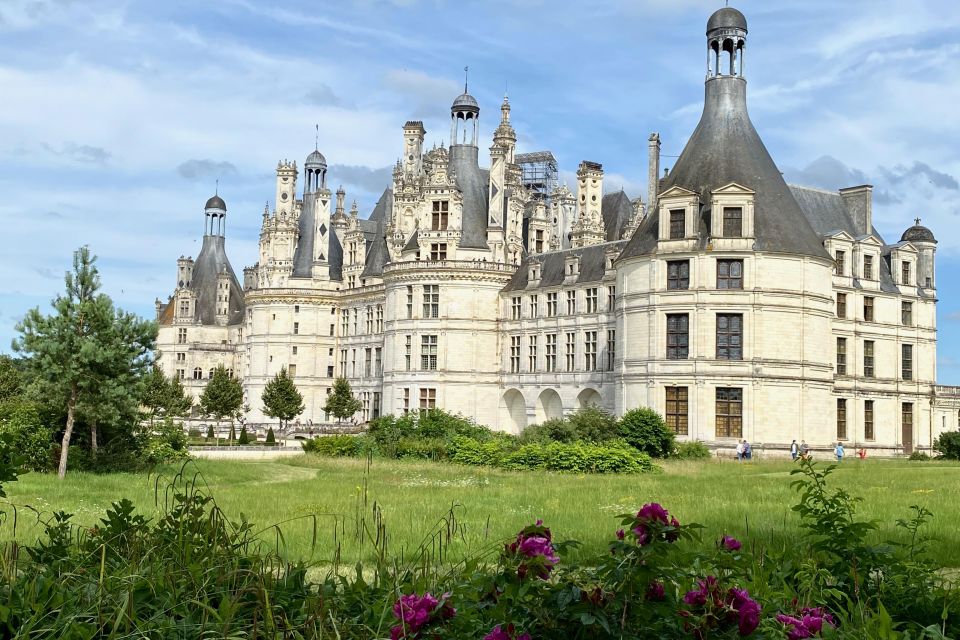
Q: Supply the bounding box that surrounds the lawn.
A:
[2,455,960,567]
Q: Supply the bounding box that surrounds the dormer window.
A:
[722,207,742,237]
[835,251,846,276]
[863,255,874,280]
[669,210,685,239]
[431,201,449,231]
[529,265,540,282]
[901,261,911,286]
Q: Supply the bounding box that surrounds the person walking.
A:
[735,440,744,462]
[790,439,799,461]
[743,439,752,461]
[835,442,845,463]
[799,440,810,460]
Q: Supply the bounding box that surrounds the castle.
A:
[155,7,960,454]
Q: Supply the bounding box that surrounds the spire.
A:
[464,65,469,93]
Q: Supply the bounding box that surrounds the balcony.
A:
[383,259,516,275]
[935,385,960,397]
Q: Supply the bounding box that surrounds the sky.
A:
[2,0,960,382]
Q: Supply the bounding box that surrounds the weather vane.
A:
[464,66,469,93]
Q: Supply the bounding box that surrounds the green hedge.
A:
[302,434,360,457]
[450,436,655,474]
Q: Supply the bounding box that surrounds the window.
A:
[327,365,334,378]
[293,321,299,335]
[717,259,743,290]
[176,352,186,362]
[406,286,414,319]
[510,336,521,373]
[421,335,438,370]
[606,329,616,371]
[375,348,382,376]
[348,242,357,264]
[666,387,689,435]
[287,364,296,378]
[547,292,557,317]
[292,346,298,355]
[585,288,598,313]
[294,305,300,314]
[364,348,372,377]
[837,399,847,439]
[419,388,437,411]
[722,207,742,237]
[667,314,689,360]
[864,297,874,322]
[565,332,576,371]
[716,314,743,360]
[902,402,914,442]
[584,331,597,371]
[340,312,349,336]
[512,296,522,320]
[529,295,539,318]
[669,209,685,239]
[347,275,356,289]
[405,335,412,371]
[423,285,439,318]
[902,344,913,381]
[177,328,187,344]
[376,305,384,332]
[535,229,544,253]
[365,307,373,333]
[179,299,190,316]
[352,308,358,334]
[372,392,381,419]
[837,293,847,319]
[863,255,873,280]
[607,286,616,311]
[528,335,538,371]
[902,301,913,326]
[864,340,875,378]
[835,250,845,276]
[566,290,576,315]
[193,367,202,380]
[176,369,185,380]
[901,261,911,286]
[836,337,847,375]
[339,350,347,375]
[431,200,449,230]
[350,349,356,377]
[329,323,335,337]
[667,260,690,290]
[716,388,743,438]
[430,243,447,261]
[864,400,875,440]
[402,388,410,415]
[546,334,557,372]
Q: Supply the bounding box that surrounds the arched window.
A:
[228,369,234,379]
[193,367,202,380]
[209,368,215,379]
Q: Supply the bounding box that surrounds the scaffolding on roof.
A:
[515,151,558,200]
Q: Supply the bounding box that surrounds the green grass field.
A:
[2,455,959,567]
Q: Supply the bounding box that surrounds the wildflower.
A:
[616,528,625,540]
[390,592,455,639]
[628,502,682,546]
[727,588,761,636]
[683,576,720,607]
[484,625,531,640]
[721,535,742,551]
[646,580,666,602]
[506,520,559,580]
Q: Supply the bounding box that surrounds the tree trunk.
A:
[90,419,98,458]
[58,383,78,479]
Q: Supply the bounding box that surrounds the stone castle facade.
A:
[155,7,960,454]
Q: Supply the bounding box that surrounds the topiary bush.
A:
[673,440,712,460]
[934,431,960,460]
[237,425,251,445]
[618,407,676,458]
[205,424,215,440]
[265,427,276,446]
[302,434,360,457]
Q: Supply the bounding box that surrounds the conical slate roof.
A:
[620,76,830,261]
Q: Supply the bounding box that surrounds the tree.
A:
[323,377,362,425]
[206,424,215,440]
[13,247,156,478]
[237,425,250,445]
[261,367,304,436]
[0,356,24,403]
[199,365,243,437]
[265,427,276,446]
[142,367,193,426]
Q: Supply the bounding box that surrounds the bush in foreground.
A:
[934,430,960,459]
[618,407,676,458]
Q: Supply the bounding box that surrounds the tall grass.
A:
[2,456,960,567]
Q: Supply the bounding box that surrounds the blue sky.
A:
[2,0,960,382]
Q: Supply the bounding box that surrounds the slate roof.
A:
[502,241,625,292]
[188,235,245,325]
[449,144,491,249]
[601,191,634,242]
[620,77,830,262]
[361,189,393,278]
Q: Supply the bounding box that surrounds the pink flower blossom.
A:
[616,528,625,540]
[776,607,836,639]
[484,624,531,640]
[721,535,742,551]
[506,520,559,579]
[728,588,761,636]
[628,503,681,546]
[646,580,666,601]
[390,592,455,639]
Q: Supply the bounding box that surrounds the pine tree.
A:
[261,367,305,436]
[199,365,243,438]
[323,377,362,425]
[13,247,156,478]
[206,424,215,440]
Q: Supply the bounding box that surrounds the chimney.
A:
[648,133,661,214]
[839,185,873,236]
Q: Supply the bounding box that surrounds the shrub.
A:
[395,436,448,460]
[618,407,676,458]
[673,440,712,460]
[519,418,577,444]
[934,431,960,460]
[450,436,654,474]
[368,410,492,458]
[909,451,931,461]
[0,399,53,471]
[205,424,215,439]
[302,434,360,457]
[265,427,276,446]
[142,418,190,466]
[568,406,620,442]
[449,435,510,466]
[237,425,251,445]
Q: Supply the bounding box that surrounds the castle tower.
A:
[487,95,516,254]
[177,255,194,289]
[901,220,938,290]
[450,79,479,148]
[549,183,576,250]
[302,149,333,279]
[402,121,426,176]
[275,160,298,216]
[571,161,605,247]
